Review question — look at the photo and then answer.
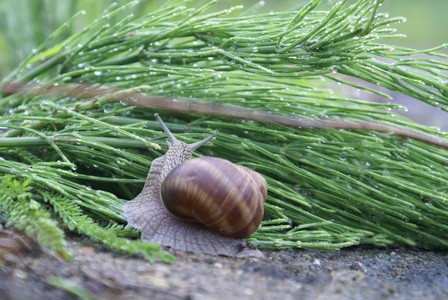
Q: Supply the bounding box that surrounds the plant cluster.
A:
[1,0,448,261]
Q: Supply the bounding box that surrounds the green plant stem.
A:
[1,0,448,255]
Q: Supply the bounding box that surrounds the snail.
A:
[123,113,267,258]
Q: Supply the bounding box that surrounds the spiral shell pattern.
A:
[160,157,267,238]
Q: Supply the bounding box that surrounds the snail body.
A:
[123,114,266,258]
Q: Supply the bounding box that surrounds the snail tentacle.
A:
[154,113,178,144]
[188,133,216,151]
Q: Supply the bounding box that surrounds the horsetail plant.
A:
[1,0,448,262]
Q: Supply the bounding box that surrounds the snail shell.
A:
[123,113,267,258]
[161,156,267,238]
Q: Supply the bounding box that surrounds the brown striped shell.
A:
[160,156,267,238]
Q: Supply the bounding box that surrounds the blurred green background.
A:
[0,0,447,77]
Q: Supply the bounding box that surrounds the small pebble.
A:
[312,259,321,266]
[13,269,28,279]
[349,262,368,273]
[243,288,254,296]
[214,262,223,269]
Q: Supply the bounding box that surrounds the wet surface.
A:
[1,236,447,299]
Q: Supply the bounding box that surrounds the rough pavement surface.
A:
[1,236,447,300]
